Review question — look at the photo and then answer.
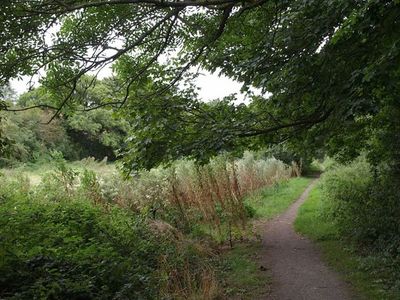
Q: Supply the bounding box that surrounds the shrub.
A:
[0,151,298,298]
[0,197,157,299]
[320,157,400,250]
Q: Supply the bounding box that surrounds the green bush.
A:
[320,158,400,251]
[0,193,166,299]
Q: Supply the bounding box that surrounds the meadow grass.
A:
[245,177,313,219]
[295,185,398,300]
[1,159,116,185]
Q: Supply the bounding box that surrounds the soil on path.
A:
[259,179,352,300]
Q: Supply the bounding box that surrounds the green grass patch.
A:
[294,187,338,241]
[219,242,269,299]
[295,185,400,300]
[246,177,313,219]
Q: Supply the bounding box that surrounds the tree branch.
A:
[4,104,59,112]
[238,108,333,138]
[26,0,244,13]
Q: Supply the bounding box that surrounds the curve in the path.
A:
[259,179,352,300]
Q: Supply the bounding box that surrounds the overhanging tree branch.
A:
[25,0,244,12]
[238,108,333,138]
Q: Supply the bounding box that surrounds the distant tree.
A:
[4,78,131,162]
[0,85,16,157]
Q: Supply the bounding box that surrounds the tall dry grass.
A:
[103,151,299,240]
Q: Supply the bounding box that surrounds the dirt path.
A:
[259,179,352,300]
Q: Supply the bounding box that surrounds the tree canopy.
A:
[1,0,399,172]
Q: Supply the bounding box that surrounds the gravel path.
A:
[259,179,352,300]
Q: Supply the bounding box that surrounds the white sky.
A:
[193,71,244,101]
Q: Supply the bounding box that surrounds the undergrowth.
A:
[0,175,217,299]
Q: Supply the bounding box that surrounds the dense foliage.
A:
[322,159,400,296]
[321,158,400,252]
[0,79,131,166]
[0,194,162,299]
[0,1,398,172]
[206,0,400,162]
